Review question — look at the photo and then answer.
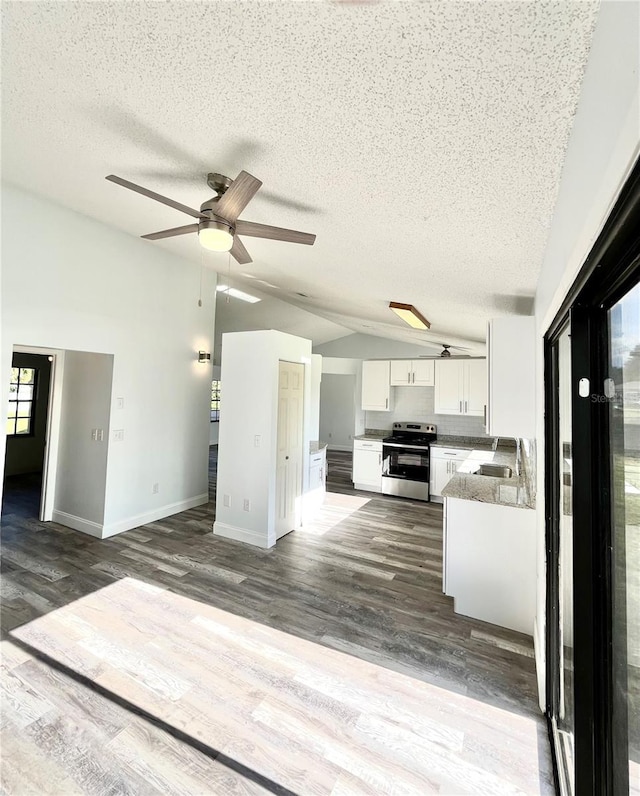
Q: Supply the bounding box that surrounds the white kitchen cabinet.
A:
[361,360,391,411]
[352,439,383,491]
[430,447,468,502]
[389,359,435,386]
[434,359,487,416]
[487,317,536,439]
[304,446,327,521]
[444,497,536,634]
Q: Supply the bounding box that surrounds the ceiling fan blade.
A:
[106,175,205,220]
[235,220,316,246]
[141,223,199,241]
[214,171,262,223]
[230,235,252,265]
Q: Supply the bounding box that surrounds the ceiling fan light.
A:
[199,220,234,252]
[389,302,431,330]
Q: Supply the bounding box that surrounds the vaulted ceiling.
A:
[2,1,599,353]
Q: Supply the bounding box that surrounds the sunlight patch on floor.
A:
[7,576,553,795]
[299,490,371,536]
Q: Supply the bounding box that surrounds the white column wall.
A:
[213,330,313,548]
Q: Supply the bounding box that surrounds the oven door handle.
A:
[382,442,430,451]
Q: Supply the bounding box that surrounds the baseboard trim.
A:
[213,521,273,549]
[102,494,209,538]
[51,510,103,538]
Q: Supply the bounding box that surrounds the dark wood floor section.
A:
[0,448,553,794]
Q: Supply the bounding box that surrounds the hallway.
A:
[0,449,553,794]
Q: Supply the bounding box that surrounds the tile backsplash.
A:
[366,386,489,438]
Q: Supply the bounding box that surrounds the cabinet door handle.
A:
[378,453,382,465]
[385,397,388,409]
[412,372,415,383]
[459,400,462,413]
[407,372,410,383]
[464,400,468,413]
[483,404,487,424]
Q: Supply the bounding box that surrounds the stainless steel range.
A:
[381,422,437,501]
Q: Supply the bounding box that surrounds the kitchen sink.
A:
[476,463,513,478]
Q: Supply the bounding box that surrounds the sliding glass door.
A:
[545,158,640,795]
[608,281,640,795]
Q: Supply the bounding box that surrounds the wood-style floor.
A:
[0,449,554,794]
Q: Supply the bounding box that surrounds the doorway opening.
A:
[2,351,53,522]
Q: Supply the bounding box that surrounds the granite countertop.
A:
[441,448,535,510]
[353,430,387,442]
[309,441,328,454]
[431,436,516,453]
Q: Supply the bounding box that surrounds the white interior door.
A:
[276,361,305,539]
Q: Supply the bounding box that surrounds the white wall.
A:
[314,333,461,359]
[321,357,365,438]
[310,354,322,442]
[532,0,640,707]
[53,351,113,533]
[320,374,357,450]
[1,184,217,537]
[213,330,313,548]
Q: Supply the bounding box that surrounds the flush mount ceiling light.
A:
[198,220,234,252]
[389,302,431,330]
[216,285,261,304]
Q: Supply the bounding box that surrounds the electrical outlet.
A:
[254,435,261,447]
[152,483,159,494]
[116,397,124,409]
[223,494,231,507]
[113,429,125,442]
[96,429,104,442]
[243,499,250,511]
[91,428,97,441]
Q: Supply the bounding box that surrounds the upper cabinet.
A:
[361,360,391,411]
[389,359,435,386]
[434,359,487,416]
[487,317,535,439]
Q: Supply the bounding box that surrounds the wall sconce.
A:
[198,351,211,363]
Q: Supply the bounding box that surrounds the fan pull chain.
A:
[198,247,204,307]
[226,251,231,303]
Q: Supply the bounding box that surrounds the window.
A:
[211,380,220,422]
[7,367,37,436]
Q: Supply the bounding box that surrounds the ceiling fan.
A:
[105,171,316,265]
[419,344,471,358]
[438,344,470,358]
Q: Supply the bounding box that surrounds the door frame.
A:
[544,156,640,794]
[8,345,65,522]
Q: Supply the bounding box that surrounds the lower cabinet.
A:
[305,447,327,521]
[429,447,468,502]
[352,440,383,492]
[443,497,536,634]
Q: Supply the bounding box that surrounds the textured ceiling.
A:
[2,1,599,353]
